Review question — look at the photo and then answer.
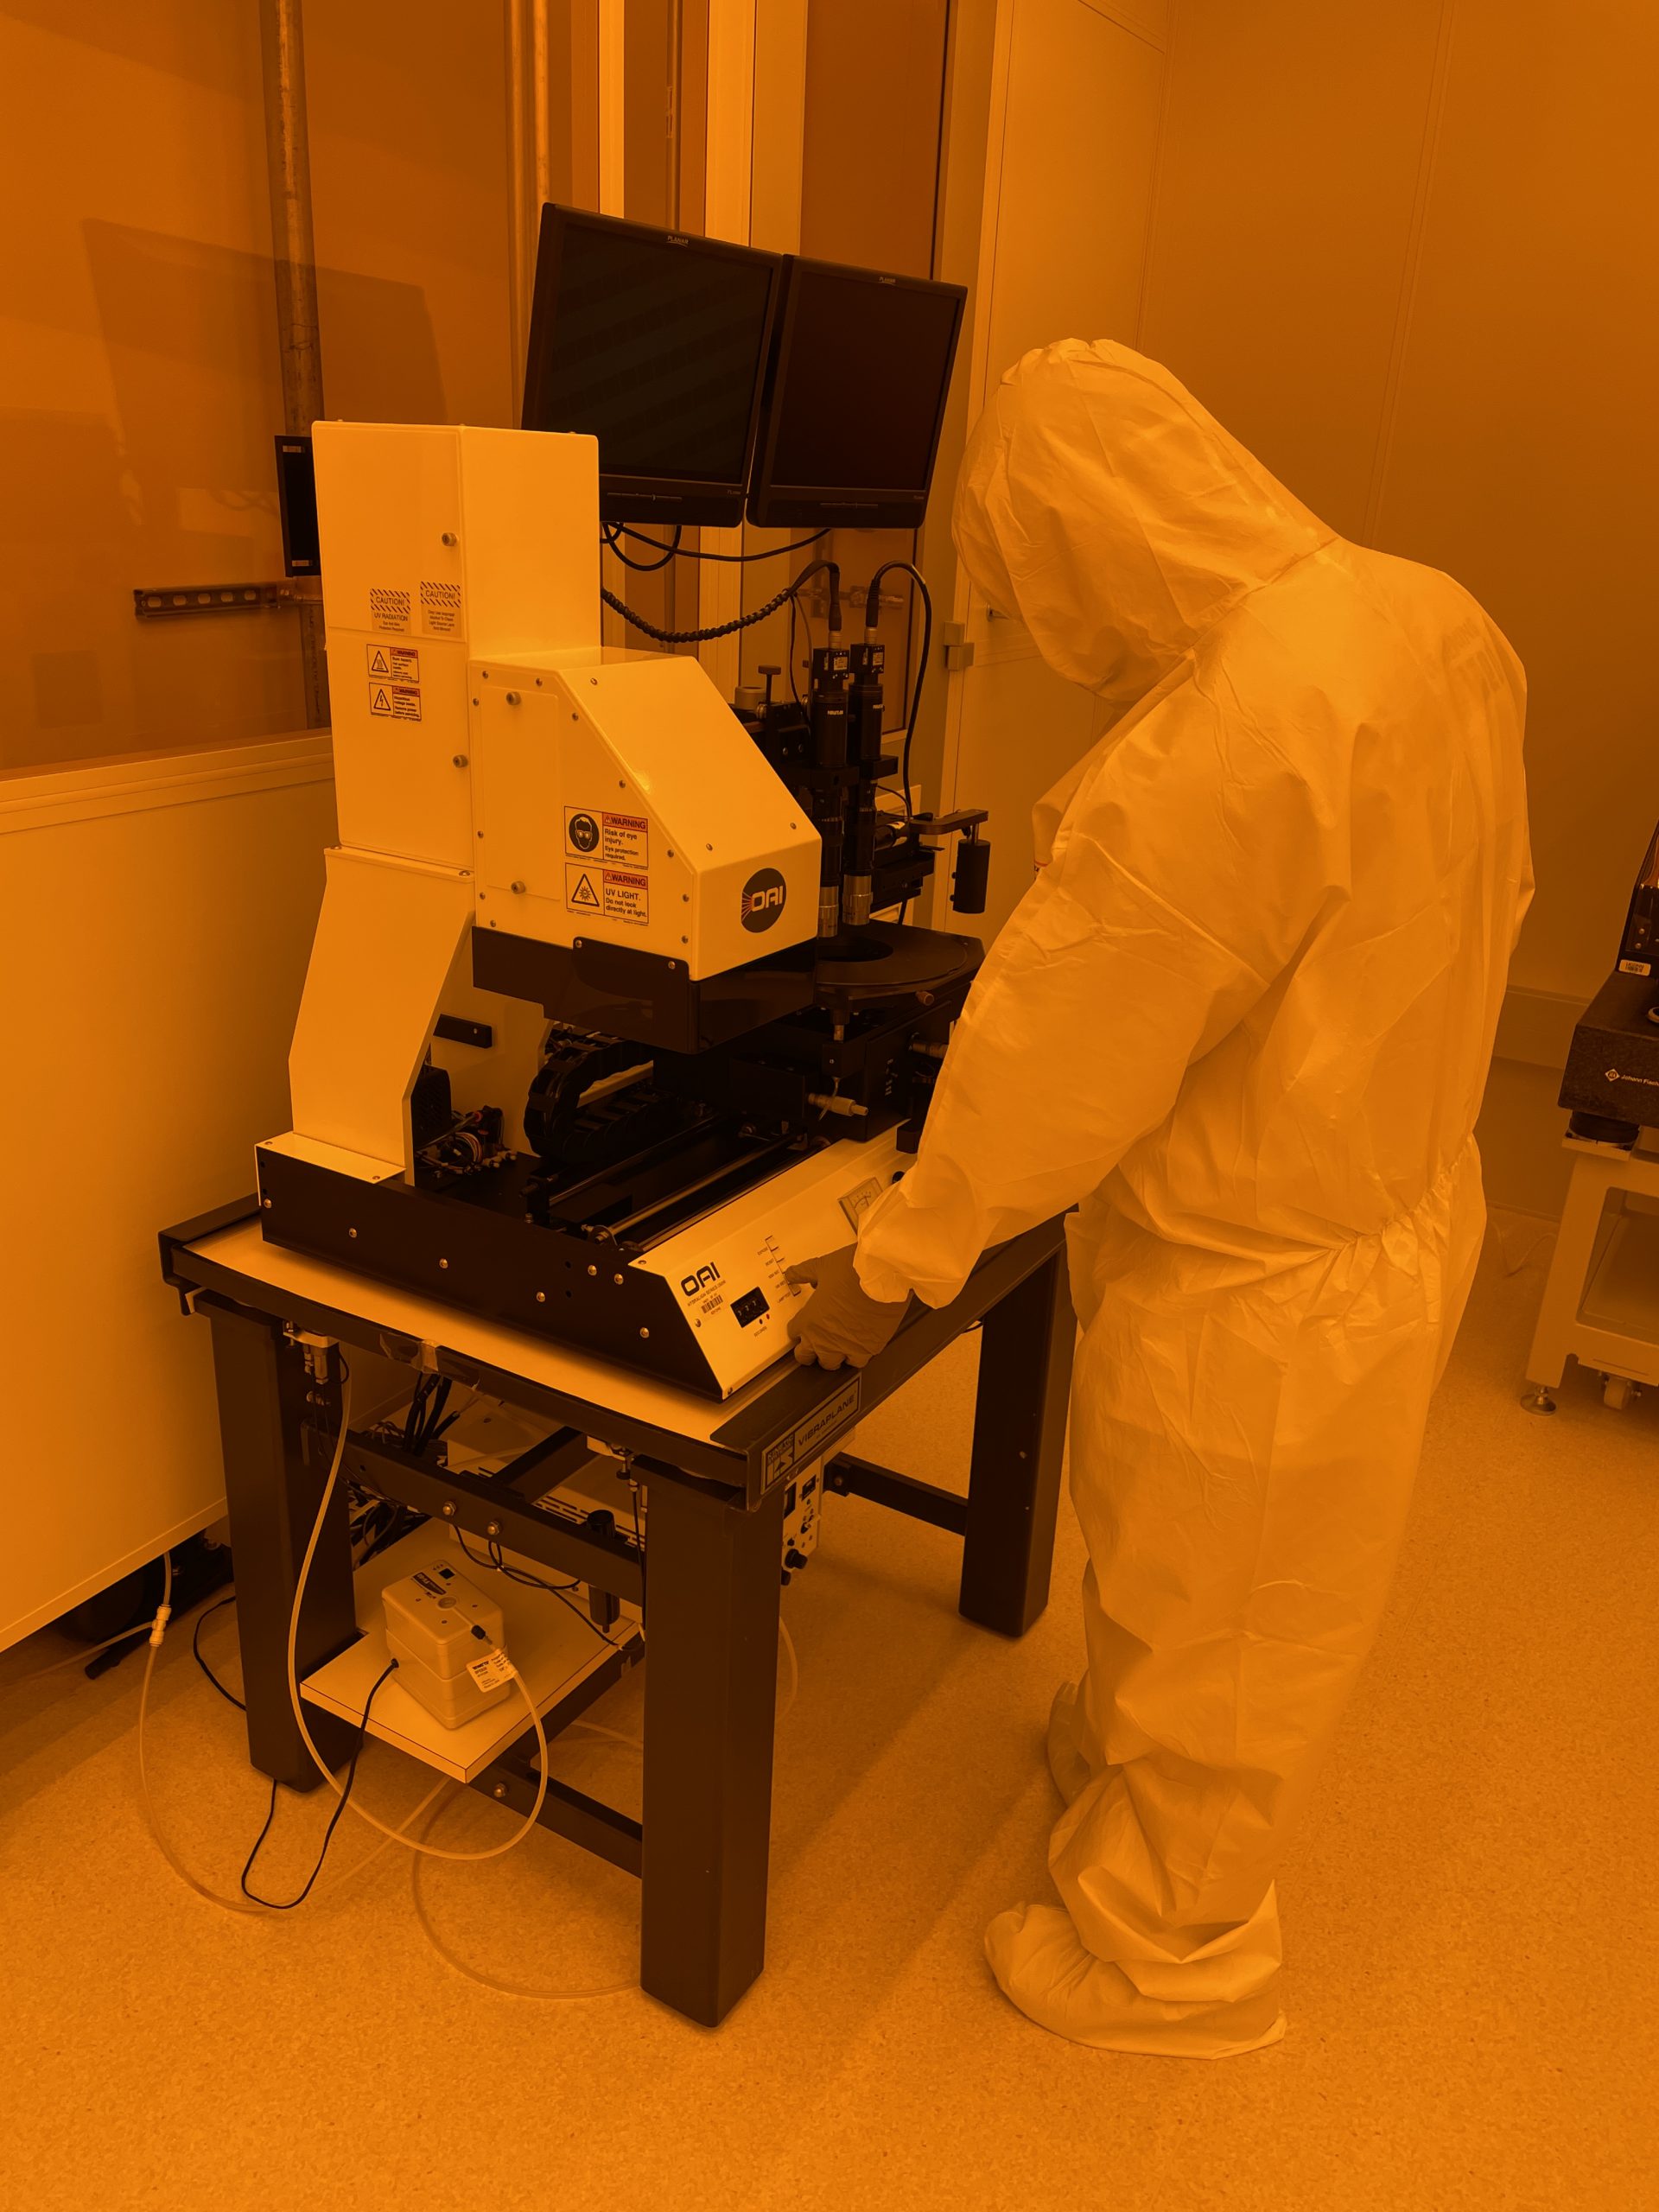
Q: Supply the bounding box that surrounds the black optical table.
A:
[158,1200,1073,2026]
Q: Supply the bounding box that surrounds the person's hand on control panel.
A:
[784,1249,912,1370]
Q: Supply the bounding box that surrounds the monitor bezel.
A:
[520,202,784,530]
[747,257,968,531]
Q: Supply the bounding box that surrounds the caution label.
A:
[369,587,411,632]
[369,683,422,721]
[465,1648,515,1694]
[420,579,463,635]
[601,869,649,925]
[565,807,649,868]
[365,642,420,683]
[565,864,648,925]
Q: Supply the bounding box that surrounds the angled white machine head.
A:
[283,422,820,1179]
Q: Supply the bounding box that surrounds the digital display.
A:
[769,274,961,493]
[750,264,965,524]
[522,210,779,514]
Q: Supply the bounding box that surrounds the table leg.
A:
[959,1246,1074,1637]
[207,1307,358,1789]
[639,1468,785,2025]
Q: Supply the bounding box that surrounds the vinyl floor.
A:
[2,1215,1651,2212]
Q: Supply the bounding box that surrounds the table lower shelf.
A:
[301,1522,642,1783]
[1579,1205,1659,1348]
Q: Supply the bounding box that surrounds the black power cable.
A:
[601,577,795,645]
[453,1529,624,1653]
[864,560,933,819]
[604,524,826,566]
[602,555,839,650]
[238,1658,399,1910]
[192,1594,244,1711]
[601,524,682,572]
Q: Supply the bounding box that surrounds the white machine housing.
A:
[273,422,821,1182]
[470,648,821,976]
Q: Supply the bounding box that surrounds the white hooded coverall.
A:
[853,341,1532,2056]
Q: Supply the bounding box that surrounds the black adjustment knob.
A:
[785,1548,808,1571]
[758,664,781,708]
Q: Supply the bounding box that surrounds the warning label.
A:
[369,683,422,721]
[601,869,649,925]
[365,642,420,683]
[420,579,463,635]
[369,587,411,632]
[465,1648,515,1694]
[565,807,649,868]
[565,864,648,925]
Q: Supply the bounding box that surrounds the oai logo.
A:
[741,868,788,932]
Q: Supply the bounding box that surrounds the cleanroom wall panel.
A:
[304,0,517,431]
[1373,0,1659,1002]
[1,743,334,1647]
[1140,0,1446,542]
[1144,0,1659,1008]
[0,3,302,770]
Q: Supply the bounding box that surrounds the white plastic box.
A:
[381,1562,513,1729]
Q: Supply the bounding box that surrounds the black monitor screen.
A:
[522,207,779,522]
[751,265,965,526]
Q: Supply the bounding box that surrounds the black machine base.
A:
[257,1146,727,1395]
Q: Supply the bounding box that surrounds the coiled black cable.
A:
[601,556,840,648]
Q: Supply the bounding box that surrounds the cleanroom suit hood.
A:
[952,335,1332,713]
[854,340,1532,2056]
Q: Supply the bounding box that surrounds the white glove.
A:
[784,1248,912,1370]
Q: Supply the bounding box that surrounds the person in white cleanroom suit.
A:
[786,339,1532,2056]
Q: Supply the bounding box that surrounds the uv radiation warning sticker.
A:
[565,865,648,925]
[566,865,601,912]
[369,587,411,632]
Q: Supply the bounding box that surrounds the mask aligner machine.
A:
[255,421,981,1398]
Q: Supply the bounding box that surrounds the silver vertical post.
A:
[260,0,329,728]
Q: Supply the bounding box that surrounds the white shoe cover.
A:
[985,1903,1287,2058]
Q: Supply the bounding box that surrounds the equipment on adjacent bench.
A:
[1558,822,1659,1144]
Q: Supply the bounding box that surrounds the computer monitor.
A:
[747,260,967,531]
[521,204,783,528]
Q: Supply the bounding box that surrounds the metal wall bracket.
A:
[133,581,305,620]
[941,622,976,671]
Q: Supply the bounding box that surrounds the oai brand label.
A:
[741,868,788,932]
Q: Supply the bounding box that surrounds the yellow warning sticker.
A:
[601,868,649,925]
[420,580,462,635]
[564,807,648,867]
[365,642,420,683]
[564,863,648,925]
[369,683,421,721]
[369,587,411,632]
